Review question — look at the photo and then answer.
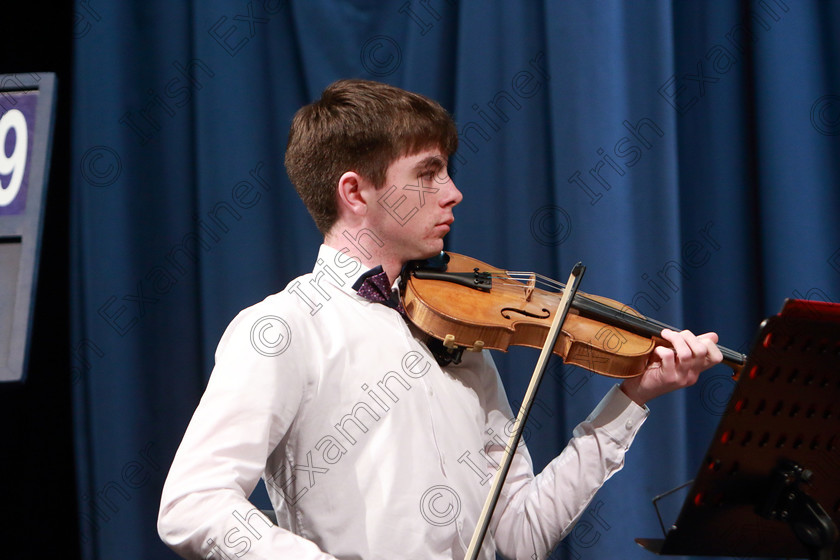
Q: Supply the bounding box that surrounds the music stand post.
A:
[636,299,840,559]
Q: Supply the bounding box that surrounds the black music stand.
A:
[636,299,840,560]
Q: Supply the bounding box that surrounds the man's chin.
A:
[425,240,447,257]
[409,245,444,263]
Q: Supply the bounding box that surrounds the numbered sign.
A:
[0,92,36,214]
[0,73,56,382]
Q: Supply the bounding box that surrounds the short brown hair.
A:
[285,79,458,235]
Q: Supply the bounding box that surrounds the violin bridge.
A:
[524,273,536,302]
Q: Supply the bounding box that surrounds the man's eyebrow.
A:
[413,155,446,172]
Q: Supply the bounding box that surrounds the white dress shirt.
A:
[158,245,649,559]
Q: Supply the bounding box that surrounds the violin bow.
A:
[465,262,587,560]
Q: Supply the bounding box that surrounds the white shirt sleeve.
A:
[485,370,649,559]
[157,305,338,560]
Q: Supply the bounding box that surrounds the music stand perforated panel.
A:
[638,299,840,558]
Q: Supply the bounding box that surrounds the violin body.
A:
[402,252,744,378]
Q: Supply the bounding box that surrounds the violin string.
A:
[490,277,560,293]
[507,272,565,288]
[464,268,740,362]
[485,272,677,333]
[486,272,552,284]
[488,272,565,292]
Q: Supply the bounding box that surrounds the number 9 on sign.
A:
[0,109,28,207]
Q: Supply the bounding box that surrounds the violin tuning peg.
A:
[443,334,456,349]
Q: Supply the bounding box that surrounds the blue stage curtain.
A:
[70,1,840,558]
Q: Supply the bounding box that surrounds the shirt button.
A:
[625,419,634,430]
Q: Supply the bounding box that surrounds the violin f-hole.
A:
[501,307,551,320]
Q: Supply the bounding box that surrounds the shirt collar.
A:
[314,244,401,298]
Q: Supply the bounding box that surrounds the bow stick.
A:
[465,262,587,559]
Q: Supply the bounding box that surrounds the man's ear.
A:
[336,171,372,216]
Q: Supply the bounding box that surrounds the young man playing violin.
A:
[158,79,723,560]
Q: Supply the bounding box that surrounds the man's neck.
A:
[323,230,403,286]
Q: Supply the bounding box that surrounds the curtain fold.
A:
[70,1,840,558]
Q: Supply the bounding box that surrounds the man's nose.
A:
[440,177,463,207]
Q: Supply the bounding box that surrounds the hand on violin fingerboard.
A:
[620,328,723,406]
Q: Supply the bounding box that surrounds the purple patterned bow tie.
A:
[352,266,406,316]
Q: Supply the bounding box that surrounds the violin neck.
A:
[573,294,746,372]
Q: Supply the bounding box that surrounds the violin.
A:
[401,251,746,378]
